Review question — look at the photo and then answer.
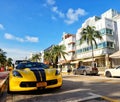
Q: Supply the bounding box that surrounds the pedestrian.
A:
[6,66,8,71]
[67,64,72,75]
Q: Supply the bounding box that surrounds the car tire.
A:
[83,71,87,76]
[73,71,76,75]
[7,80,11,94]
[105,71,112,77]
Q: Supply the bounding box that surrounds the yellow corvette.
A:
[8,62,62,92]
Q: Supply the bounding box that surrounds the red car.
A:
[0,67,5,72]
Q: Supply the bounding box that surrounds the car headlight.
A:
[55,69,61,75]
[12,71,23,78]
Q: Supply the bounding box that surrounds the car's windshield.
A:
[116,66,120,69]
[16,62,49,69]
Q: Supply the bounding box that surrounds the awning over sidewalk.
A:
[82,58,95,62]
[109,51,120,58]
[70,61,79,64]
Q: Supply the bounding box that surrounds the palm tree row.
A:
[44,45,67,68]
[30,25,102,68]
[30,53,41,62]
[0,48,13,67]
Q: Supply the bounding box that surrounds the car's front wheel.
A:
[83,71,87,76]
[7,80,11,94]
[73,71,76,75]
[105,71,112,77]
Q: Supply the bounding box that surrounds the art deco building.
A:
[58,32,76,71]
[58,9,120,71]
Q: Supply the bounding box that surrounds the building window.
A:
[76,41,114,54]
[97,42,114,48]
[100,28,113,35]
[107,42,114,48]
[106,28,112,34]
[100,29,106,35]
[76,40,80,46]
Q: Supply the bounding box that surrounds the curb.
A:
[0,73,8,96]
[101,96,120,102]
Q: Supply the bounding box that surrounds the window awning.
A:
[70,61,79,64]
[82,58,95,62]
[109,51,120,58]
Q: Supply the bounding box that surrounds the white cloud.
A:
[52,6,65,18]
[64,8,87,24]
[16,37,24,42]
[4,33,14,39]
[51,15,57,20]
[3,48,32,62]
[4,33,39,43]
[44,0,87,24]
[25,36,39,42]
[46,0,55,5]
[0,24,4,30]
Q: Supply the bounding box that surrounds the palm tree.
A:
[31,53,41,62]
[0,48,7,66]
[51,45,68,68]
[80,25,102,66]
[44,45,67,68]
[44,51,53,65]
[6,58,13,67]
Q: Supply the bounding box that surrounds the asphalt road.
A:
[1,74,120,102]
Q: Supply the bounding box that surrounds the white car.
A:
[105,66,120,77]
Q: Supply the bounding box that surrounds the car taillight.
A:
[92,68,98,71]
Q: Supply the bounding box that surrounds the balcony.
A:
[67,36,76,44]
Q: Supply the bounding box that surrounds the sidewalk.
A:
[0,71,9,95]
[62,71,105,76]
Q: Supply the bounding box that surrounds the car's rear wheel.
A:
[83,71,87,76]
[105,71,112,77]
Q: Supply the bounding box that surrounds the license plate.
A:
[36,82,47,87]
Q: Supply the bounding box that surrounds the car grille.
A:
[20,79,58,87]
[47,79,57,85]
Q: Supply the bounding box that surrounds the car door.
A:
[112,66,120,77]
[84,66,90,74]
[76,67,82,74]
[79,66,85,74]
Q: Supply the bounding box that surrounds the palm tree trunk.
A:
[91,45,95,67]
[91,46,94,62]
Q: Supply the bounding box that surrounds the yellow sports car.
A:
[8,62,62,92]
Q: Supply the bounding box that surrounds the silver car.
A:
[73,66,98,75]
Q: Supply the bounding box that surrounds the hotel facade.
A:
[58,9,120,71]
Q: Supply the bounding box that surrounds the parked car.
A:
[14,60,30,68]
[73,66,98,75]
[105,66,120,77]
[8,62,62,93]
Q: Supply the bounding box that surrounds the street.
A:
[1,74,120,102]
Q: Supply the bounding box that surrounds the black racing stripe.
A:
[39,69,46,82]
[31,69,41,82]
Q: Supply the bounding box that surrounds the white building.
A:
[76,9,120,68]
[58,9,120,70]
[58,32,76,71]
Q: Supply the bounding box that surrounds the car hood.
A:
[105,68,115,72]
[12,68,58,80]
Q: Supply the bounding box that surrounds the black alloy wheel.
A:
[105,71,112,77]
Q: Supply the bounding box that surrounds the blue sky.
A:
[0,0,120,61]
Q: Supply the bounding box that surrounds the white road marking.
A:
[43,88,90,96]
[61,92,102,102]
